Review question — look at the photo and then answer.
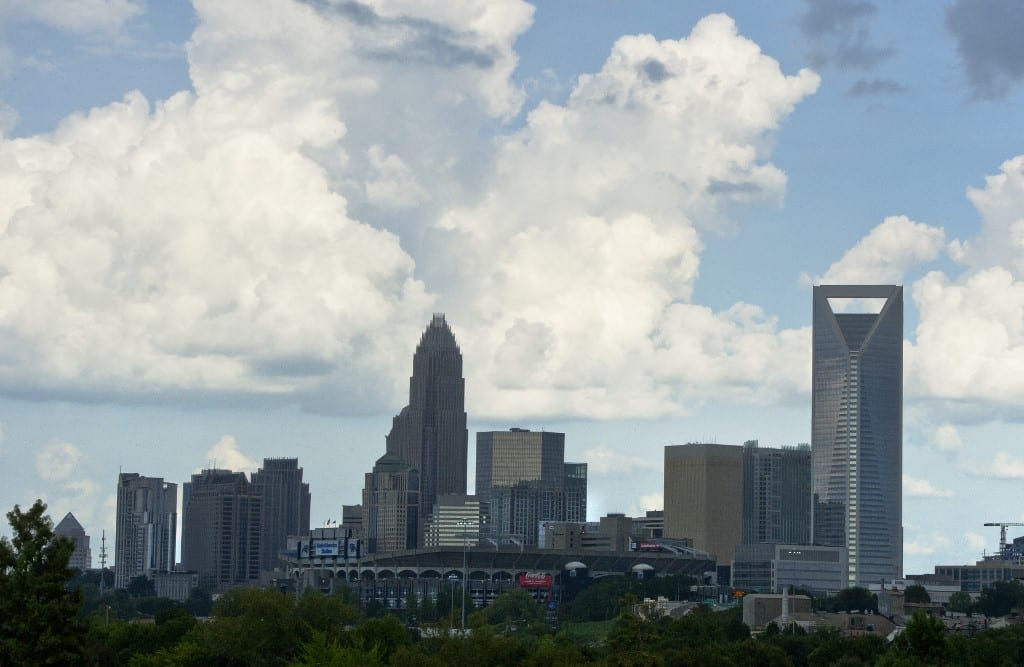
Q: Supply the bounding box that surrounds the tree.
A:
[903,585,930,604]
[975,579,1024,617]
[823,587,878,613]
[879,611,953,666]
[0,499,85,665]
[947,591,972,615]
[128,574,158,598]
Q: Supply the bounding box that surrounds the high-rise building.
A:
[385,313,467,544]
[742,441,812,546]
[181,469,262,592]
[115,473,177,589]
[563,462,589,523]
[812,285,903,587]
[54,512,91,571]
[476,428,569,546]
[251,458,311,572]
[362,453,420,553]
[663,443,743,563]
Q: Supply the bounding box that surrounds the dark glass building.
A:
[742,441,811,546]
[251,458,311,572]
[812,285,902,587]
[386,314,467,544]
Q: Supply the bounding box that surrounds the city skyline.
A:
[2,1,1024,576]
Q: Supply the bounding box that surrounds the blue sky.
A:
[2,0,1024,576]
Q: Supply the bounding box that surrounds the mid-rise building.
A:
[54,512,91,571]
[732,543,847,595]
[564,462,588,523]
[115,473,177,589]
[664,443,743,563]
[181,469,262,592]
[812,285,903,587]
[385,314,468,545]
[251,458,310,572]
[423,495,483,548]
[362,453,419,553]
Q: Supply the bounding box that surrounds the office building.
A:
[54,512,91,571]
[476,429,572,546]
[664,443,743,563]
[742,441,812,546]
[564,462,588,523]
[182,469,262,591]
[385,314,468,544]
[115,473,177,589]
[251,458,311,572]
[732,543,847,595]
[362,453,419,553]
[812,285,903,587]
[423,494,483,548]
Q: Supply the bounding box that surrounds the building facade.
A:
[563,462,589,524]
[664,443,743,563]
[362,453,420,553]
[54,512,91,571]
[115,473,177,589]
[732,543,847,595]
[812,285,903,587]
[742,441,812,546]
[422,494,483,548]
[251,458,311,572]
[385,314,468,545]
[476,429,571,546]
[181,469,262,592]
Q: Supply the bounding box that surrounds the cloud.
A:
[203,435,258,473]
[903,540,934,556]
[0,0,142,37]
[946,0,1024,99]
[582,447,660,477]
[932,423,964,453]
[442,14,819,418]
[903,474,952,498]
[963,451,1024,479]
[811,215,946,285]
[35,439,83,483]
[965,531,987,552]
[639,493,663,512]
[799,0,893,70]
[848,78,908,96]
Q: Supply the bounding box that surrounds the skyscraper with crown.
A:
[383,313,468,547]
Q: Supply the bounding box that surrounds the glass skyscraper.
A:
[385,314,468,545]
[812,285,902,587]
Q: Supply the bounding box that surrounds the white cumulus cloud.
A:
[903,474,952,498]
[203,435,258,473]
[811,215,946,286]
[35,439,83,483]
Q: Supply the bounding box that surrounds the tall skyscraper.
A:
[563,462,589,524]
[54,512,91,571]
[115,473,177,589]
[362,453,420,553]
[182,469,262,592]
[476,428,570,546]
[742,441,812,546]
[663,443,743,562]
[251,458,311,572]
[812,285,902,587]
[386,313,468,543]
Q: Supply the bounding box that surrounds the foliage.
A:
[0,499,85,665]
[975,579,1024,617]
[903,585,930,604]
[559,573,695,622]
[127,575,157,598]
[820,587,878,613]
[947,591,973,615]
[183,587,213,617]
[879,611,954,666]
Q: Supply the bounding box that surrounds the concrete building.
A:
[476,429,570,546]
[362,453,419,554]
[423,495,483,548]
[732,543,847,596]
[742,593,813,631]
[564,462,588,523]
[812,285,903,587]
[182,469,262,592]
[54,512,91,571]
[340,504,363,544]
[664,443,744,563]
[251,458,311,572]
[742,441,811,546]
[152,571,200,603]
[385,314,468,546]
[115,473,177,589]
[934,561,1024,593]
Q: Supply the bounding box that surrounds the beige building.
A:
[664,443,743,563]
[362,453,419,553]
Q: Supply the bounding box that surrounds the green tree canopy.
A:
[903,585,930,604]
[0,499,85,665]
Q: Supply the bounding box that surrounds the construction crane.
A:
[983,522,1024,557]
